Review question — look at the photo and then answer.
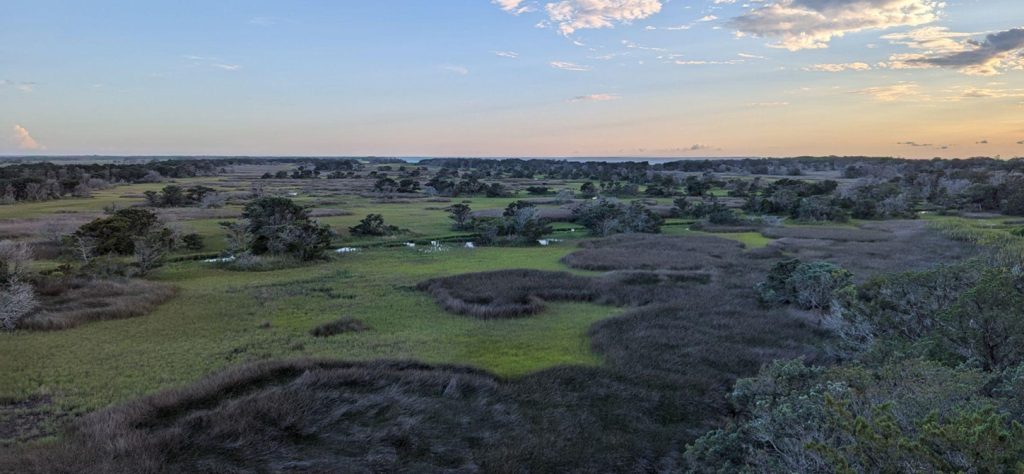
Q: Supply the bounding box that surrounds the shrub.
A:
[349,213,399,237]
[756,259,853,312]
[240,197,332,260]
[572,199,663,236]
[940,268,1024,371]
[71,208,161,255]
[16,277,176,331]
[0,281,37,330]
[309,317,370,337]
[446,203,473,230]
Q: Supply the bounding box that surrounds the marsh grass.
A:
[19,278,176,331]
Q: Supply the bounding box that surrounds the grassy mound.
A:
[416,269,599,318]
[561,234,747,271]
[19,278,176,331]
[3,360,520,473]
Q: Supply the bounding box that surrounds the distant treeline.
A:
[0,157,400,204]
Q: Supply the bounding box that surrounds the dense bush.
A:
[571,199,663,236]
[309,317,370,337]
[239,197,333,260]
[70,208,163,255]
[756,259,853,312]
[349,213,400,237]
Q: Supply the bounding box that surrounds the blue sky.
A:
[2,0,1023,158]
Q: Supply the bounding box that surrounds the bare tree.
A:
[68,235,98,265]
[0,240,32,284]
[133,234,166,277]
[0,281,37,330]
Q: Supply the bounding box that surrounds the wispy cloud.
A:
[550,61,591,71]
[12,124,41,150]
[569,93,620,102]
[492,0,535,15]
[184,55,242,71]
[804,62,871,72]
[493,51,520,59]
[442,65,470,75]
[731,0,942,51]
[854,82,925,102]
[544,0,663,36]
[1,80,37,93]
[748,101,790,107]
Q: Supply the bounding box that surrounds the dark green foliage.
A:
[309,317,370,337]
[241,197,333,260]
[757,259,853,311]
[525,186,550,195]
[446,203,473,230]
[180,233,204,251]
[940,268,1024,371]
[71,208,161,255]
[579,181,597,198]
[349,213,399,237]
[571,199,663,236]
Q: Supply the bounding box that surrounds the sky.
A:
[1,0,1023,159]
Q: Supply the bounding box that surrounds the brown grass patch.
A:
[19,278,177,331]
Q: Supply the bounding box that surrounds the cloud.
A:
[493,51,520,58]
[976,139,989,145]
[12,124,41,150]
[731,0,941,51]
[1017,140,1024,145]
[493,0,535,15]
[804,62,871,72]
[902,28,1024,75]
[897,141,932,147]
[212,63,242,71]
[748,101,790,107]
[248,17,280,26]
[689,144,712,151]
[881,27,973,54]
[550,60,591,71]
[569,93,620,102]
[442,65,470,75]
[0,80,36,93]
[854,82,924,101]
[544,0,663,36]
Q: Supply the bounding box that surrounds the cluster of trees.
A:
[425,174,509,197]
[450,201,553,245]
[221,197,333,261]
[143,185,224,208]
[0,159,231,204]
[571,198,663,236]
[66,208,204,276]
[691,243,1024,471]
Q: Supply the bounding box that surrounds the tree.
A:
[349,214,399,237]
[940,268,1024,371]
[0,240,36,331]
[446,203,473,231]
[0,240,32,285]
[757,259,853,312]
[0,281,37,330]
[579,181,598,198]
[240,197,333,260]
[133,233,166,276]
[72,208,161,255]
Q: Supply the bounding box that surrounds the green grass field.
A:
[0,174,781,442]
[0,243,618,421]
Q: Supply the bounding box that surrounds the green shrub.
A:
[757,259,853,311]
